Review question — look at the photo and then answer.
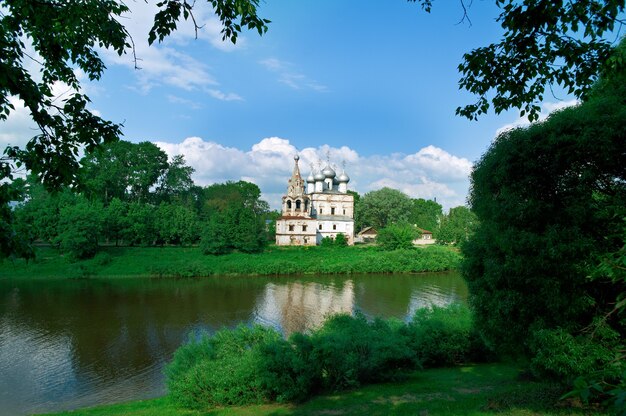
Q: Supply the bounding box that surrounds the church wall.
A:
[275,218,317,246]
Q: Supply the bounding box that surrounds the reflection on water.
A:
[0,272,466,415]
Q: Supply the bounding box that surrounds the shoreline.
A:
[0,245,461,280]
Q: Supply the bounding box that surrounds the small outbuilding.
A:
[413,227,436,245]
[355,226,378,243]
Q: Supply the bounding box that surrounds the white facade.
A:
[275,156,355,246]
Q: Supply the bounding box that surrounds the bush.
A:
[256,333,319,402]
[166,305,486,410]
[311,313,415,391]
[406,304,486,367]
[377,223,417,250]
[166,325,282,408]
[530,324,621,383]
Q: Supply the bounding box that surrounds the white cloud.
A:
[153,137,471,210]
[0,97,38,149]
[102,1,243,99]
[495,99,579,137]
[259,58,329,92]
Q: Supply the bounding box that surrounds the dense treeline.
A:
[10,141,272,260]
[7,139,477,261]
[353,187,478,246]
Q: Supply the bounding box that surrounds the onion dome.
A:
[322,164,336,179]
[314,170,325,181]
[338,171,350,183]
[306,171,315,183]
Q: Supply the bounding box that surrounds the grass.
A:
[42,364,607,416]
[0,244,460,280]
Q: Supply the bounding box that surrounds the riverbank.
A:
[0,245,460,279]
[42,363,604,416]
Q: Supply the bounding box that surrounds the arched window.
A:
[287,200,292,209]
[296,200,301,210]
[304,200,309,211]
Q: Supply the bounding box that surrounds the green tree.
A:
[55,196,103,260]
[156,155,196,204]
[437,206,477,246]
[122,202,157,246]
[79,140,168,204]
[355,188,413,230]
[462,37,625,372]
[376,223,418,250]
[0,0,269,257]
[408,198,442,233]
[156,202,200,246]
[0,0,269,188]
[200,214,231,255]
[414,0,626,121]
[102,198,127,246]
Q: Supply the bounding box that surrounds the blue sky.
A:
[1,0,583,210]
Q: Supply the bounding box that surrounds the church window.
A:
[319,224,322,230]
[296,200,301,210]
[319,208,323,214]
[287,200,292,209]
[289,225,294,231]
[302,225,307,232]
[343,209,346,215]
[333,224,337,230]
[304,201,309,211]
[331,207,335,215]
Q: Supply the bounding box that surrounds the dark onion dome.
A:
[322,164,336,178]
[338,171,350,183]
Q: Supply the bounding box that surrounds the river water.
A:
[0,272,467,415]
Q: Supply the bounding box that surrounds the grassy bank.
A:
[0,245,460,279]
[43,364,605,416]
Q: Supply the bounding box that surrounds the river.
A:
[0,272,466,415]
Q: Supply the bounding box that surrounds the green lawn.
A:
[0,244,460,280]
[43,364,605,416]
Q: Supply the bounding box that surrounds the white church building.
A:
[275,155,355,246]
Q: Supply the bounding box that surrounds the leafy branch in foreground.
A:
[413,0,626,121]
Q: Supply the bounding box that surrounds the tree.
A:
[156,155,196,204]
[0,0,269,257]
[436,206,477,246]
[199,181,269,254]
[200,204,266,254]
[55,196,103,260]
[414,0,626,121]
[0,0,269,188]
[408,198,442,233]
[355,188,413,230]
[79,140,168,204]
[377,223,418,251]
[462,39,625,405]
[155,202,200,246]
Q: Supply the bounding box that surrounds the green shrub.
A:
[166,305,485,410]
[407,304,484,367]
[530,324,621,383]
[166,325,282,409]
[377,223,417,250]
[311,313,415,391]
[334,233,348,246]
[92,251,112,266]
[256,333,320,402]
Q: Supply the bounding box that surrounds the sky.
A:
[1,0,584,210]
